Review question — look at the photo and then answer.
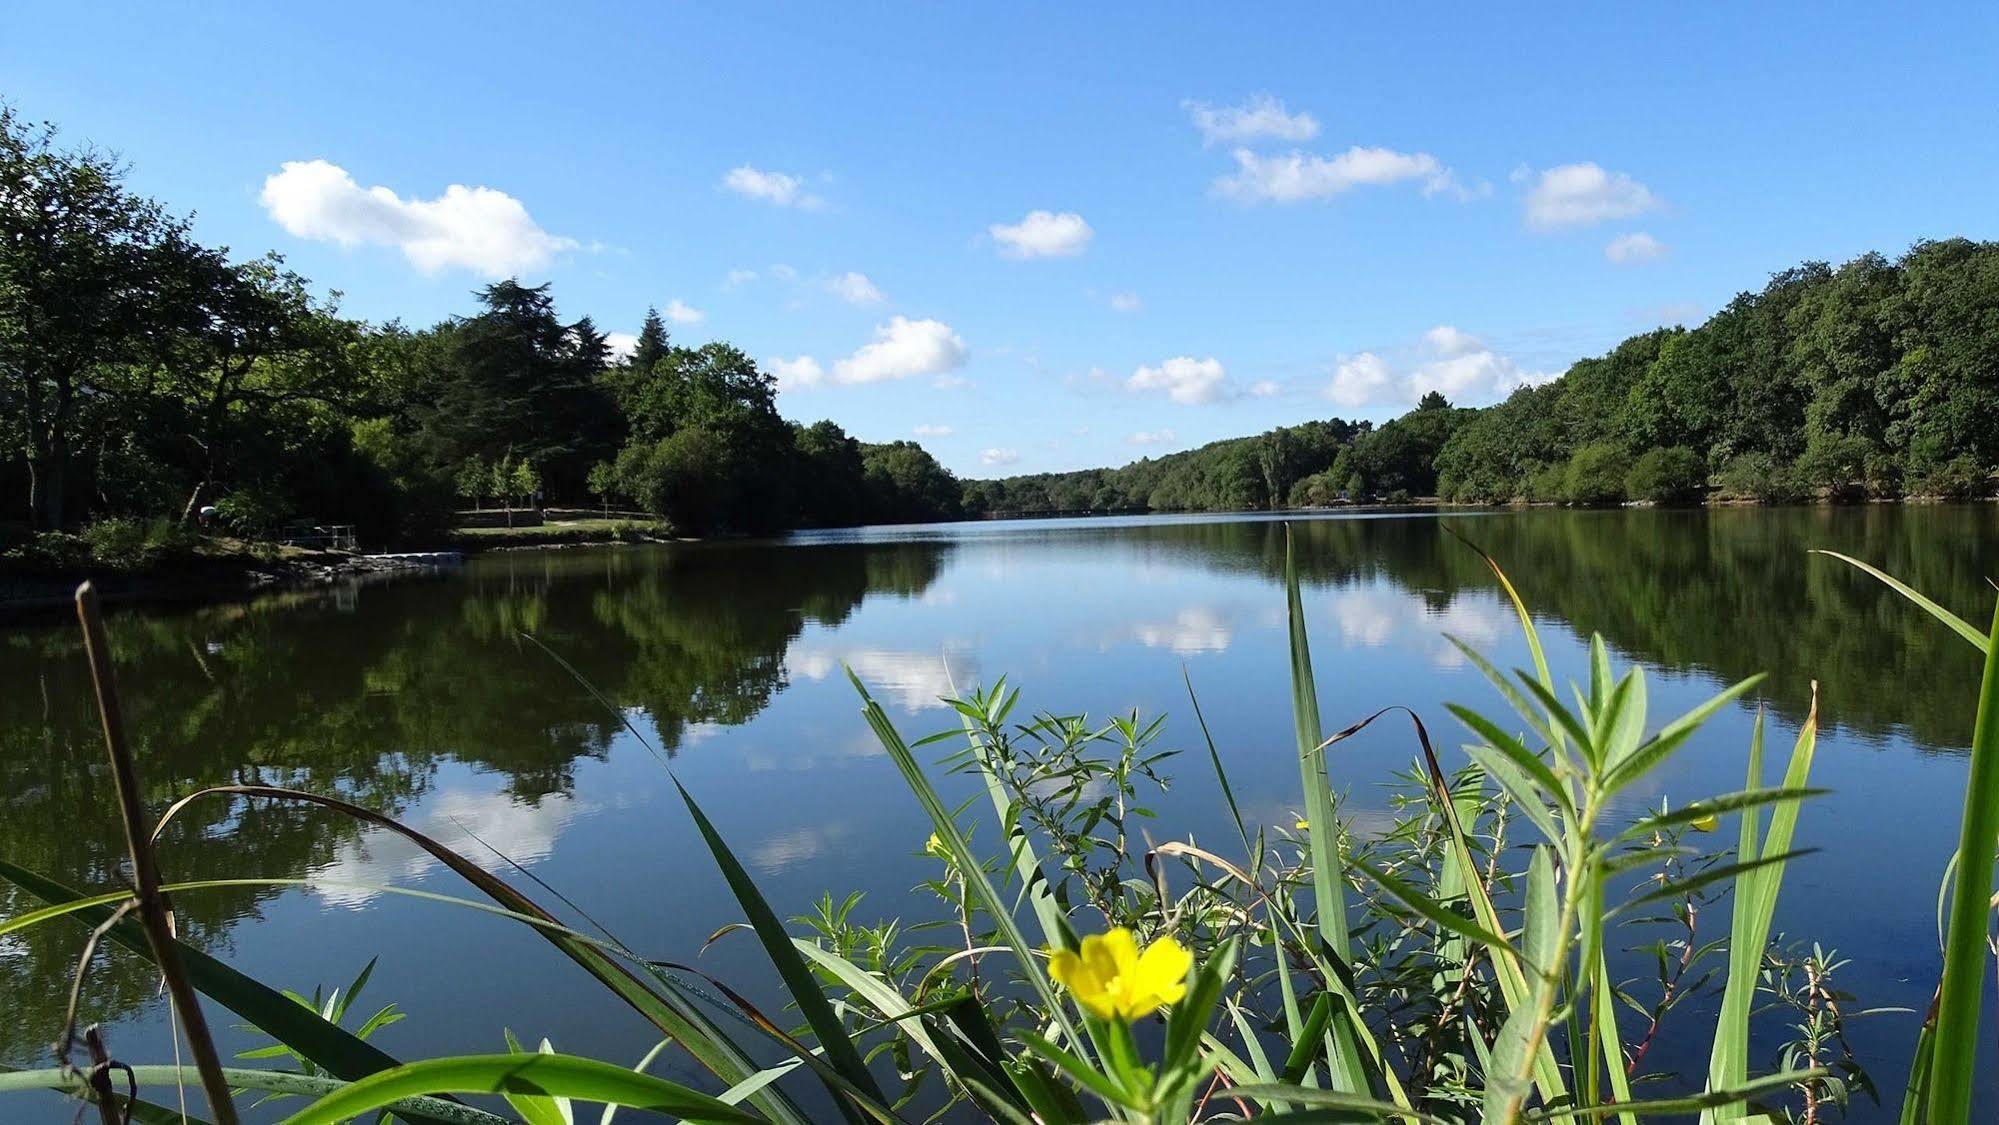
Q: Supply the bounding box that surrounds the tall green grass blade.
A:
[1925,596,1999,1125]
[791,940,949,1084]
[140,788,808,1125]
[1287,526,1352,965]
[0,859,467,1125]
[1228,1082,1444,1122]
[1520,1067,1828,1121]
[1283,525,1377,1097]
[1897,995,1937,1125]
[1355,857,1511,953]
[1704,696,1818,1121]
[674,779,887,1121]
[0,1065,510,1125]
[847,670,1084,1052]
[0,1063,220,1125]
[1185,667,1252,856]
[281,1053,765,1125]
[1810,550,1988,653]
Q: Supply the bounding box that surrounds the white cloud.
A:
[1128,428,1178,446]
[831,316,969,385]
[827,271,886,304]
[767,355,825,391]
[1422,324,1482,356]
[1133,606,1235,655]
[663,298,705,325]
[1184,94,1320,146]
[605,332,637,361]
[1328,352,1394,408]
[259,159,578,277]
[1213,146,1471,204]
[788,643,973,712]
[721,165,824,209]
[724,267,759,288]
[913,423,954,437]
[1326,326,1558,409]
[1109,291,1143,313]
[1521,163,1663,230]
[1128,356,1230,405]
[1605,231,1668,264]
[310,787,581,908]
[981,448,1021,467]
[1249,379,1282,398]
[989,210,1093,258]
[770,263,799,281]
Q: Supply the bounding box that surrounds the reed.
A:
[3,538,1992,1122]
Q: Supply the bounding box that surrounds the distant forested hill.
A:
[966,240,1999,514]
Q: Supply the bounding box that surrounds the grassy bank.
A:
[3,534,1996,1123]
[441,517,672,549]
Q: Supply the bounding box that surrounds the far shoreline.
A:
[6,497,1990,625]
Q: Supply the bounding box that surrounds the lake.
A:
[4,505,1996,1121]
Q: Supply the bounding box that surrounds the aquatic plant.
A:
[3,529,1997,1123]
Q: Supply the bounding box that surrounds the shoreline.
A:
[4,497,1989,623]
[0,520,685,623]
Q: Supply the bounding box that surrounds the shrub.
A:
[1563,443,1629,505]
[1286,469,1346,507]
[1793,434,1873,501]
[1865,450,1905,498]
[1625,446,1707,504]
[1909,454,1988,499]
[1714,452,1806,503]
[1525,462,1568,503]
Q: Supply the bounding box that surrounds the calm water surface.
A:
[4,506,1996,1120]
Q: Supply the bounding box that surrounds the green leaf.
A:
[1521,846,1557,981]
[1281,992,1338,1085]
[676,779,887,1121]
[128,786,808,1125]
[1811,550,1988,653]
[1522,1066,1828,1120]
[1228,1082,1443,1121]
[1601,674,1766,794]
[1446,704,1571,814]
[1016,1032,1129,1110]
[1283,526,1375,1098]
[0,1065,508,1125]
[1613,787,1827,844]
[0,860,470,1124]
[281,1053,764,1125]
[1925,595,1999,1125]
[1354,856,1512,953]
[847,671,1082,1053]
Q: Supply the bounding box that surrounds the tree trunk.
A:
[30,439,69,530]
[180,480,210,525]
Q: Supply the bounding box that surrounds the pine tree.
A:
[632,306,669,373]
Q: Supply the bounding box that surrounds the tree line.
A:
[969,240,1999,514]
[0,106,961,548]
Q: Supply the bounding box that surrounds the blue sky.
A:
[7,3,1996,476]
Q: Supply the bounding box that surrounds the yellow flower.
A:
[1294,817,1309,831]
[1689,813,1719,833]
[925,832,951,859]
[1047,928,1192,1022]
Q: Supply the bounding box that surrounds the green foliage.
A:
[1624,446,1707,504]
[969,419,1363,515]
[1909,454,1988,500]
[1714,453,1805,504]
[0,107,956,547]
[1562,443,1629,505]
